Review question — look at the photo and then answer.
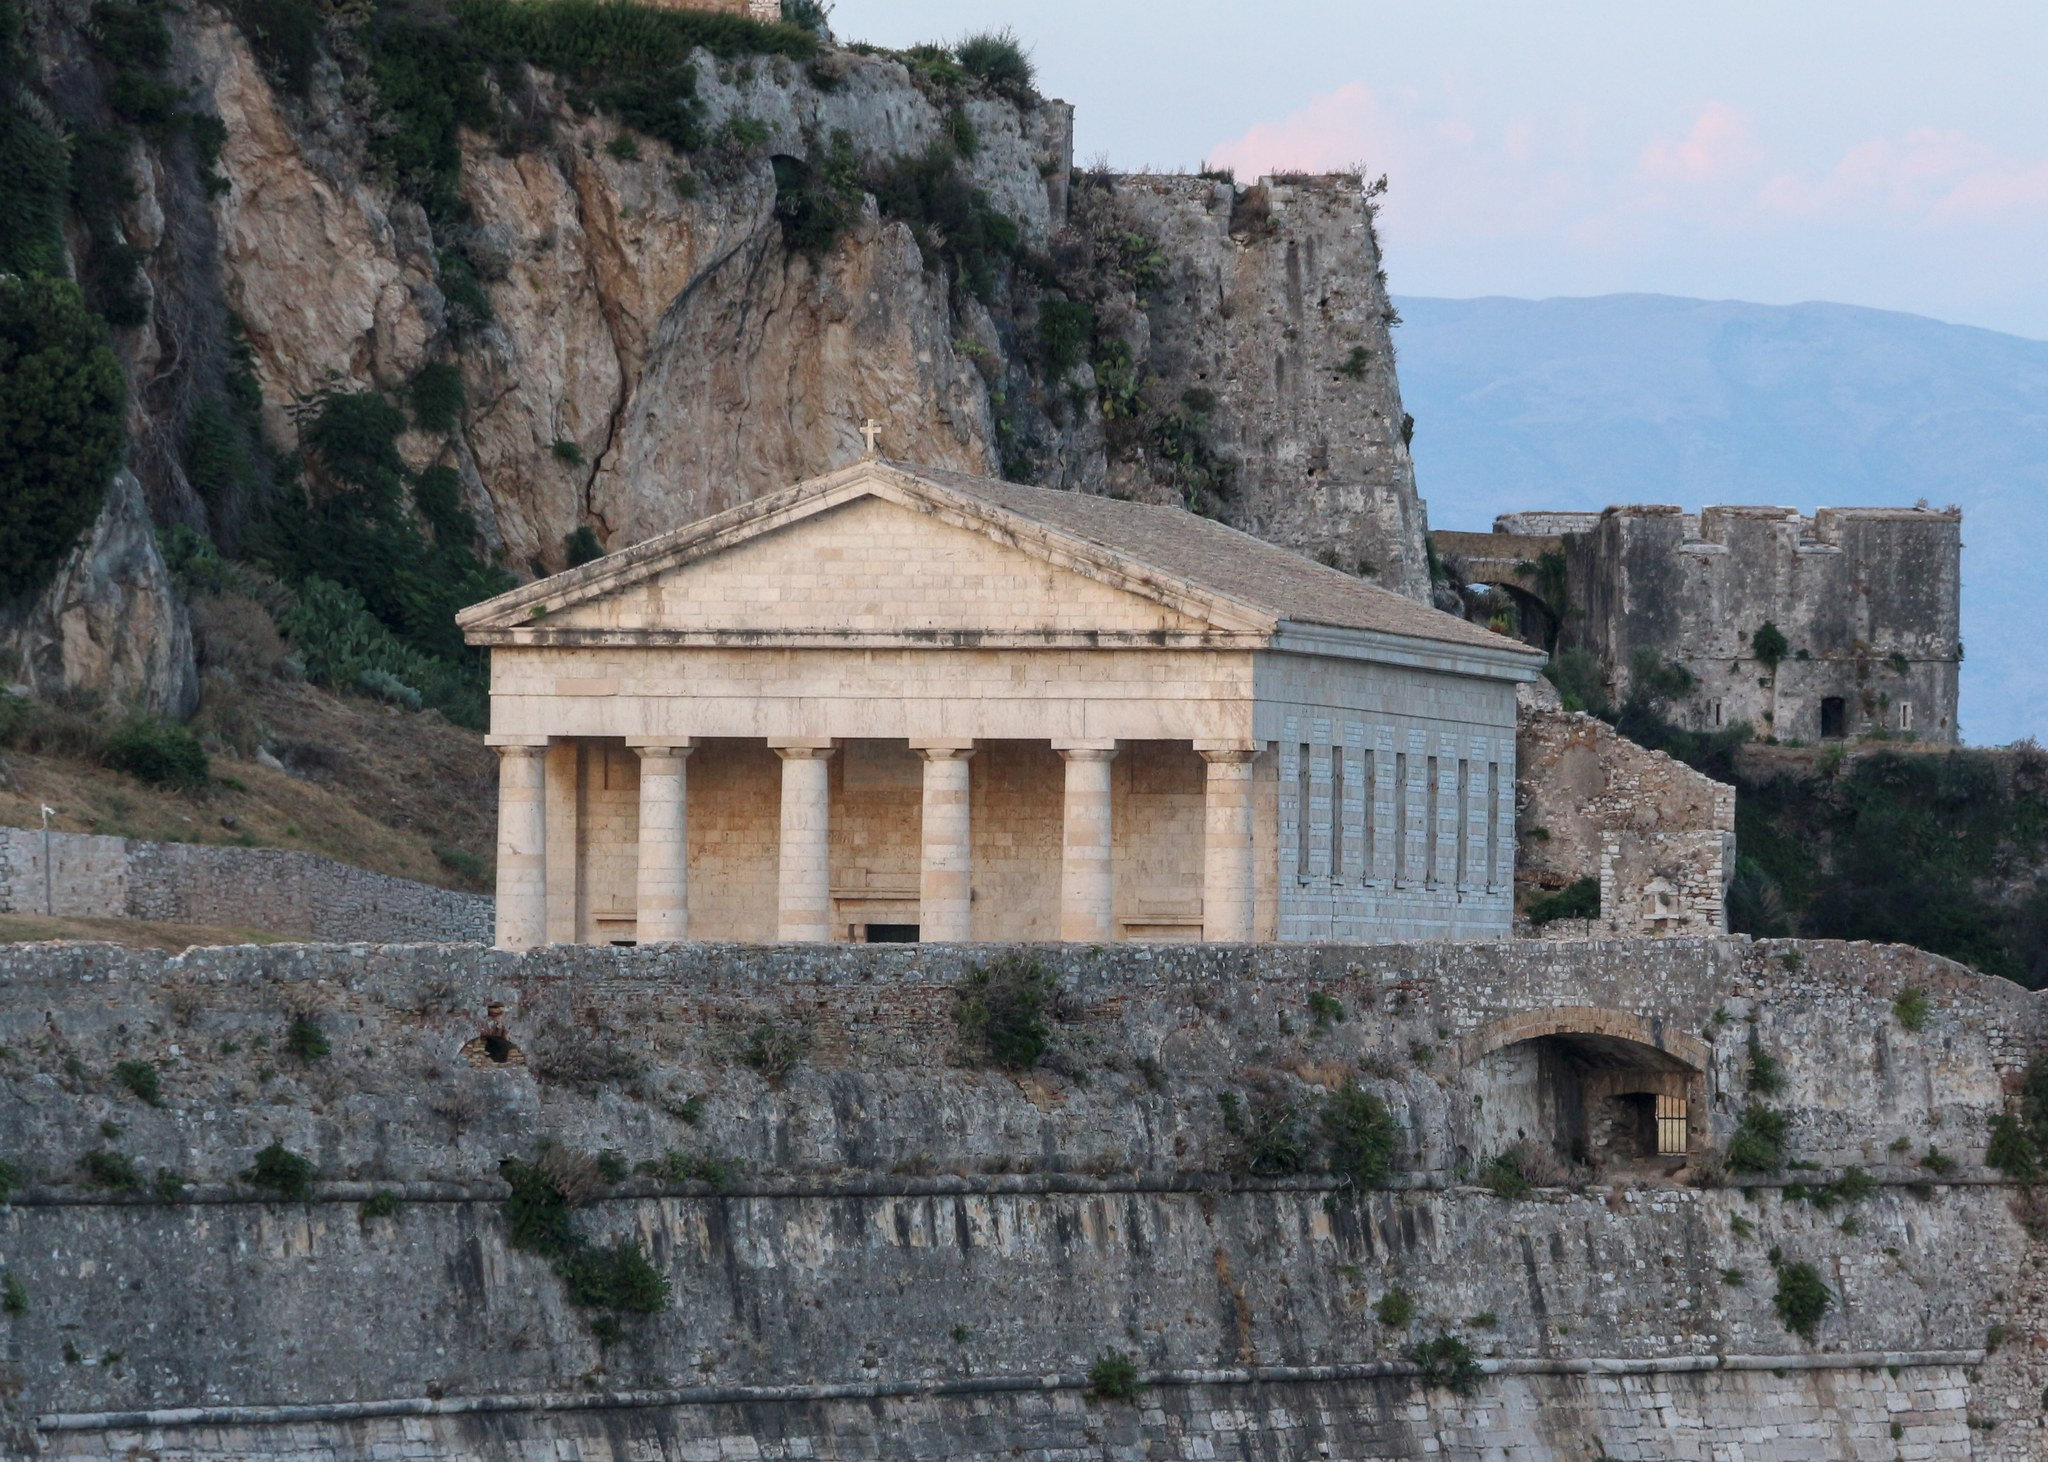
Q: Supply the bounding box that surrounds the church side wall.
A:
[1254,652,1519,942]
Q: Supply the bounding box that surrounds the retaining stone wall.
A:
[0,937,2041,1458]
[0,827,491,942]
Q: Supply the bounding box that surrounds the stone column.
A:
[492,742,549,951]
[1199,745,1259,943]
[915,743,975,942]
[631,741,693,944]
[772,742,835,943]
[1055,743,1118,941]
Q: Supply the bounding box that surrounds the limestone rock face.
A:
[192,15,437,444]
[3,472,198,719]
[1103,177,1433,601]
[137,18,1432,595]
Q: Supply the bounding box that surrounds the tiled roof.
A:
[895,463,1540,657]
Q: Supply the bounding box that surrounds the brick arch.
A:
[1458,1005,1709,1074]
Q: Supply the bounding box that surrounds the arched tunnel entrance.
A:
[1460,1010,1708,1179]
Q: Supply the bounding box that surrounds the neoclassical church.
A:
[459,459,1543,949]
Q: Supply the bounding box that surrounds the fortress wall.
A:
[0,827,491,942]
[1,938,2041,1458]
[1567,505,1963,745]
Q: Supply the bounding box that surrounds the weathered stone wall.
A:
[1,937,2040,1458]
[1571,505,1963,743]
[1516,704,1735,937]
[1443,505,1965,743]
[0,827,490,942]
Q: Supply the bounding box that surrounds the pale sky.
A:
[835,2,2048,339]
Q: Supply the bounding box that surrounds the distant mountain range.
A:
[1393,293,2048,746]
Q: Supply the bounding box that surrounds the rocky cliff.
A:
[2,0,1433,714]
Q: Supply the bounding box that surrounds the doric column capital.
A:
[487,738,550,756]
[912,741,976,761]
[626,737,694,756]
[1197,745,1260,767]
[1053,740,1119,762]
[769,740,836,760]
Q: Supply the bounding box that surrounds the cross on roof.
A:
[859,418,882,457]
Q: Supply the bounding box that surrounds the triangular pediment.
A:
[459,463,1279,645]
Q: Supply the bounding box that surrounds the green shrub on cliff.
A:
[1322,1084,1399,1188]
[112,1059,163,1107]
[953,28,1033,98]
[0,277,127,603]
[0,0,68,279]
[502,1151,671,1335]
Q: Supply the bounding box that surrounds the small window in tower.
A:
[1899,700,1914,731]
[1821,697,1847,740]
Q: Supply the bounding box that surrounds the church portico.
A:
[465,460,1544,950]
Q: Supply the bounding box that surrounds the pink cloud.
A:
[1759,128,2048,226]
[1638,102,1756,182]
[1205,83,1400,178]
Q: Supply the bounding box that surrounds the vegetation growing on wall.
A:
[502,1148,671,1340]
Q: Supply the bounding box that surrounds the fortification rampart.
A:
[1448,505,1964,744]
[0,827,491,942]
[0,938,2040,1458]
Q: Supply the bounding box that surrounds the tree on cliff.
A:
[0,276,126,602]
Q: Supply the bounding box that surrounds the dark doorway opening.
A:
[864,923,920,943]
[1820,696,1847,739]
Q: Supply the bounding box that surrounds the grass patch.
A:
[636,1149,735,1191]
[1893,986,1932,1032]
[360,1190,401,1219]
